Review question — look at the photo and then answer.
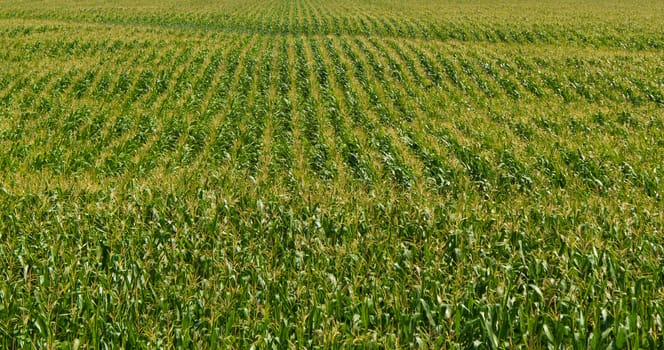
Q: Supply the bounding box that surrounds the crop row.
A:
[1,1,663,348]
[2,3,663,50]
[0,35,661,200]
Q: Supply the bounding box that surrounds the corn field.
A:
[0,0,663,348]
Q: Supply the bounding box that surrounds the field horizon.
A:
[1,0,663,348]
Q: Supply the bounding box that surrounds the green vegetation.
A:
[1,0,663,347]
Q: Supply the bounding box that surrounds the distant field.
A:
[1,0,663,347]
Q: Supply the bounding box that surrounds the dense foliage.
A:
[1,0,663,348]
